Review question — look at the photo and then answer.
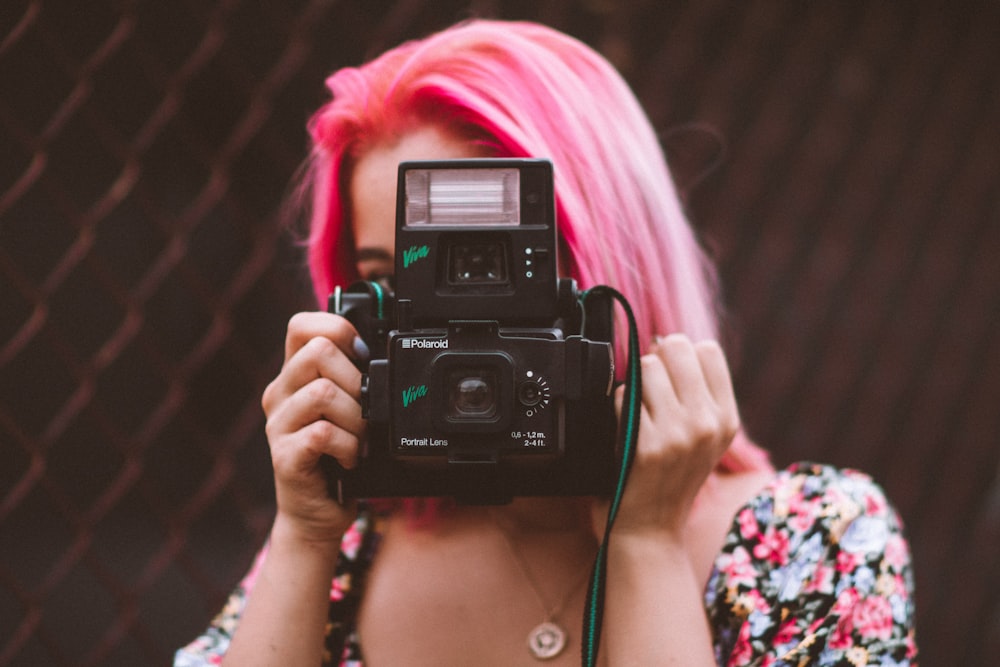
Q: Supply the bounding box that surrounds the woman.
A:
[177,20,916,666]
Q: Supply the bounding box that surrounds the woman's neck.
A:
[471,496,592,535]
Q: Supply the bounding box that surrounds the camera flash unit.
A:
[405,167,521,227]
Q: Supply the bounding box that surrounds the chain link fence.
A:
[1,1,998,664]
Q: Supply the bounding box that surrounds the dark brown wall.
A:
[1,1,997,664]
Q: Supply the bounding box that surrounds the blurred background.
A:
[1,1,997,664]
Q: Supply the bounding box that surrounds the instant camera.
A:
[326,159,618,504]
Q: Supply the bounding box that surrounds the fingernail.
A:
[352,336,370,362]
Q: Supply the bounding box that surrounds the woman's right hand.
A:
[219,312,366,665]
[261,311,367,548]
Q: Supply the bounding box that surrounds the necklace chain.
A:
[489,509,595,660]
[489,510,593,619]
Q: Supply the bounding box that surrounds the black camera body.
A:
[327,159,617,504]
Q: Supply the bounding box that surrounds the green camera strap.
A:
[369,280,386,319]
[579,286,641,667]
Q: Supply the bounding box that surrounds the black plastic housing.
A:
[324,159,617,504]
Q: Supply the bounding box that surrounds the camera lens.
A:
[448,372,497,419]
[517,380,543,407]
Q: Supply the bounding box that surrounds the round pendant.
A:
[527,621,566,660]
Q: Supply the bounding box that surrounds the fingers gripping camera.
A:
[326,160,617,504]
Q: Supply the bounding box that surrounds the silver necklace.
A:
[490,511,594,661]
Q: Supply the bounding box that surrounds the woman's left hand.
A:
[595,333,741,541]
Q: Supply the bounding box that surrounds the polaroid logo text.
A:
[401,338,449,350]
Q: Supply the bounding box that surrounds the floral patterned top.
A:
[175,463,917,666]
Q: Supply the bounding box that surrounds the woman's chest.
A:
[355,517,598,666]
[350,471,771,665]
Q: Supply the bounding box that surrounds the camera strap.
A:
[578,286,641,667]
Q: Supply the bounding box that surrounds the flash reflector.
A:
[406,168,520,226]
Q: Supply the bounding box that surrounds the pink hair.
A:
[299,20,769,478]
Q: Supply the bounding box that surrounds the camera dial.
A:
[517,372,550,409]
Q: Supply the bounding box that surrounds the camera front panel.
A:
[385,329,567,463]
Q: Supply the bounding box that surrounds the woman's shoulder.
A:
[747,462,902,533]
[706,462,917,665]
[721,461,908,569]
